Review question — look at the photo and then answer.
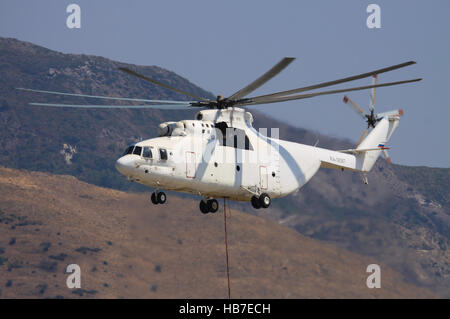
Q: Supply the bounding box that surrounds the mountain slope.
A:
[0,37,448,296]
[0,37,210,190]
[0,166,437,298]
[252,116,449,295]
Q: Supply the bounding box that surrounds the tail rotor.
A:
[343,75,381,132]
[343,74,400,163]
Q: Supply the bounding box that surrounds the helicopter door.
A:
[259,166,268,190]
[186,151,196,178]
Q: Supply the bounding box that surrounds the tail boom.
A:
[317,112,401,172]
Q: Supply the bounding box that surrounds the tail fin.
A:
[355,110,402,171]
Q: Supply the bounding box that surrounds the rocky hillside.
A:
[0,37,448,296]
[0,166,437,298]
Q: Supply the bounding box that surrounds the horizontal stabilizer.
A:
[377,109,404,119]
[338,146,390,154]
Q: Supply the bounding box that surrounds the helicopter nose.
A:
[115,155,134,176]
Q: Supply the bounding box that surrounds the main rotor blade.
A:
[28,102,194,110]
[16,87,191,104]
[239,78,422,106]
[119,67,210,102]
[246,61,417,100]
[227,57,295,100]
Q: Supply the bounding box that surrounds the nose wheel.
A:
[199,199,219,214]
[251,193,271,209]
[151,191,167,205]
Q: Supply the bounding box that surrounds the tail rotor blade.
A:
[382,149,391,164]
[369,74,378,111]
[343,95,366,119]
[356,128,368,147]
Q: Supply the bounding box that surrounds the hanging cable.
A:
[223,198,231,299]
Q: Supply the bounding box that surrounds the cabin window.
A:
[215,122,253,150]
[142,147,152,158]
[133,146,142,156]
[233,129,253,150]
[245,135,252,150]
[159,148,168,160]
[215,122,227,139]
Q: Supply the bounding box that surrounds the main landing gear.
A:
[199,199,219,214]
[151,191,166,205]
[251,193,271,209]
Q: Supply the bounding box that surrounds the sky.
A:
[1,0,449,168]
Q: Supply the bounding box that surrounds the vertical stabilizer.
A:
[356,114,400,171]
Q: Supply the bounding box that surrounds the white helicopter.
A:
[18,58,421,214]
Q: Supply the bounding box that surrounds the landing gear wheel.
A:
[259,193,271,208]
[199,200,209,214]
[251,195,261,209]
[151,192,158,205]
[157,192,166,204]
[207,199,219,213]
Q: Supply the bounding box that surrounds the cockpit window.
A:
[159,148,168,160]
[133,146,142,156]
[143,147,153,158]
[124,146,134,155]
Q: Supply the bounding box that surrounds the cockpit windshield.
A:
[123,145,142,156]
[133,146,142,156]
[123,146,134,155]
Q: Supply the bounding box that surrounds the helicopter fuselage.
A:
[115,106,401,207]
